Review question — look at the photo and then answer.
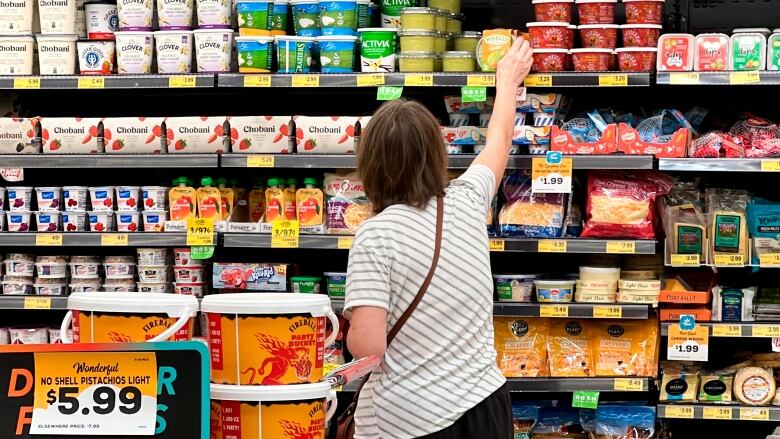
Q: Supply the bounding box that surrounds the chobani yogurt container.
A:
[0,35,34,75]
[36,34,78,74]
[0,0,34,34]
[154,30,193,73]
[38,0,76,34]
[77,39,115,74]
[197,0,232,28]
[114,31,153,73]
[157,0,194,30]
[117,0,153,30]
[85,0,118,39]
[193,28,233,72]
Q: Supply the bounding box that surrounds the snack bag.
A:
[324,172,373,234]
[494,317,548,378]
[547,320,592,377]
[588,320,657,377]
[594,406,656,439]
[499,170,565,238]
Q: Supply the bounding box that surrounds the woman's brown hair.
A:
[357,99,448,213]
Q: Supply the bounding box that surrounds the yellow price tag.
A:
[356,73,385,86]
[489,239,505,252]
[101,233,129,246]
[246,155,275,168]
[538,240,567,253]
[168,75,196,87]
[664,406,694,419]
[338,236,354,249]
[594,305,622,319]
[598,74,628,86]
[760,253,780,267]
[730,71,761,85]
[703,407,732,420]
[271,220,299,248]
[540,305,568,318]
[753,325,780,337]
[36,234,63,246]
[243,75,272,87]
[24,297,51,310]
[467,74,495,86]
[669,72,700,85]
[714,254,745,267]
[740,408,770,421]
[606,241,636,254]
[711,324,742,337]
[404,73,433,86]
[77,77,105,89]
[524,75,553,87]
[761,159,780,172]
[14,77,41,89]
[613,378,643,391]
[186,217,214,246]
[670,254,700,266]
[292,74,320,87]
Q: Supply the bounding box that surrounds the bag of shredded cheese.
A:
[494,317,549,377]
[588,320,657,377]
[547,320,593,377]
[499,170,566,238]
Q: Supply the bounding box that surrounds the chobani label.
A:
[359,29,397,72]
[0,0,33,34]
[229,116,289,153]
[0,39,32,75]
[38,0,76,34]
[380,0,414,27]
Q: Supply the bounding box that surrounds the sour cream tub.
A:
[0,0,34,34]
[36,34,78,74]
[60,292,199,343]
[117,0,153,30]
[193,28,233,72]
[77,40,115,74]
[493,274,535,302]
[0,35,34,75]
[85,0,118,39]
[154,30,193,73]
[114,31,153,74]
[534,279,575,302]
[201,293,339,385]
[157,0,194,30]
[38,0,76,34]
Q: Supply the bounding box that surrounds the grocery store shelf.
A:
[340,377,653,393]
[658,158,780,172]
[661,322,780,337]
[0,295,69,310]
[0,232,207,247]
[221,154,655,170]
[657,71,780,86]
[658,404,780,421]
[524,72,651,87]
[0,154,219,168]
[217,73,495,88]
[0,74,215,89]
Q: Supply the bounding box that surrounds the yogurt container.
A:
[76,0,88,36]
[235,35,274,72]
[532,48,568,72]
[357,27,397,72]
[115,185,141,211]
[77,39,115,74]
[85,0,118,39]
[3,280,34,295]
[138,266,169,282]
[142,210,167,231]
[36,34,78,74]
[157,0,194,30]
[5,259,35,275]
[575,0,615,24]
[0,35,34,75]
[62,210,86,231]
[88,211,114,232]
[317,35,357,72]
[10,326,48,344]
[275,35,314,72]
[38,0,76,34]
[154,30,193,73]
[193,28,233,72]
[319,0,357,35]
[623,0,664,24]
[532,0,573,22]
[36,262,67,278]
[0,0,34,34]
[493,274,535,302]
[137,282,168,293]
[173,282,206,296]
[35,211,60,232]
[527,22,570,49]
[105,262,135,279]
[89,186,114,211]
[141,186,168,210]
[70,261,100,278]
[379,0,414,28]
[114,31,153,74]
[117,0,153,30]
[8,187,33,211]
[116,211,141,232]
[63,186,88,211]
[534,279,575,302]
[35,187,61,211]
[290,0,320,37]
[173,266,204,282]
[174,247,202,266]
[236,0,273,35]
[137,248,169,266]
[290,275,321,293]
[6,211,32,232]
[271,0,288,35]
[197,0,232,28]
[324,271,346,297]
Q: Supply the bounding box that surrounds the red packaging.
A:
[566,25,576,48]
[620,24,662,47]
[527,22,571,49]
[532,49,570,72]
[694,33,729,71]
[657,33,694,71]
[623,0,664,24]
[578,24,618,48]
[616,47,657,71]
[550,125,618,154]
[570,48,612,71]
[575,0,617,24]
[617,123,688,158]
[532,0,574,22]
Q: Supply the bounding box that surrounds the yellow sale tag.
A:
[594,305,622,319]
[77,77,105,89]
[740,408,769,421]
[244,75,272,87]
[271,220,299,248]
[730,71,760,85]
[36,234,63,246]
[760,253,780,267]
[714,254,745,267]
[540,305,568,318]
[712,324,742,337]
[761,160,780,172]
[404,73,433,86]
[606,241,636,254]
[24,297,51,310]
[753,325,780,337]
[489,239,505,252]
[246,155,275,167]
[524,75,553,87]
[703,407,732,420]
[101,234,129,246]
[467,74,495,86]
[613,378,643,391]
[531,157,573,193]
[356,73,385,86]
[168,75,196,87]
[670,254,700,266]
[14,77,41,89]
[538,240,567,253]
[186,218,214,246]
[598,74,628,86]
[669,72,700,85]
[292,75,320,87]
[664,406,694,419]
[338,236,354,249]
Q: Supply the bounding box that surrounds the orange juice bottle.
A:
[169,176,197,221]
[231,178,249,222]
[215,178,235,221]
[296,178,323,226]
[196,177,222,220]
[284,178,297,220]
[265,178,285,223]
[248,179,266,223]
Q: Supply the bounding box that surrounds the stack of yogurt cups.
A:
[141,185,169,232]
[2,253,35,296]
[172,247,208,296]
[137,248,172,293]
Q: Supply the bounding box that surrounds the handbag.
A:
[336,195,445,439]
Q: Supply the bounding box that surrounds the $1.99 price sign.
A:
[31,352,157,436]
[531,153,572,194]
[667,319,709,362]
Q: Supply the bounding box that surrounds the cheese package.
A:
[659,364,699,403]
[698,370,735,403]
[499,170,566,238]
[747,199,780,266]
[547,320,593,377]
[712,285,756,322]
[589,320,658,377]
[707,188,749,259]
[734,367,775,406]
[494,317,549,377]
[324,172,373,235]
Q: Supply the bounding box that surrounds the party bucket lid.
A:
[200,292,333,316]
[211,382,333,401]
[67,292,199,317]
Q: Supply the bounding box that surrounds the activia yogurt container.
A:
[38,0,77,34]
[154,30,193,73]
[85,1,119,39]
[317,35,357,72]
[157,0,194,30]
[290,0,320,37]
[77,39,115,74]
[197,0,232,28]
[357,27,396,72]
[36,34,78,75]
[379,0,414,28]
[319,0,357,36]
[117,0,154,30]
[236,0,273,36]
[193,28,233,72]
[271,0,289,35]
[235,35,274,72]
[0,0,34,34]
[275,34,314,72]
[114,31,154,74]
[0,36,34,75]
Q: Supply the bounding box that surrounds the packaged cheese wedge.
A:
[547,319,593,377]
[734,367,775,406]
[706,188,749,260]
[494,317,548,377]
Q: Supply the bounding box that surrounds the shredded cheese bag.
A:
[547,320,593,377]
[494,317,548,377]
[499,170,566,238]
[589,320,657,377]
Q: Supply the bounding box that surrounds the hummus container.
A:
[116,185,141,211]
[36,34,78,74]
[116,211,141,232]
[3,280,34,295]
[493,274,535,302]
[446,12,461,33]
[235,35,274,72]
[142,210,167,232]
[10,326,48,343]
[154,30,193,73]
[173,282,206,296]
[570,47,612,71]
[357,27,397,72]
[137,248,169,266]
[623,0,664,24]
[319,0,357,36]
[657,33,694,71]
[532,0,573,22]
[620,24,661,47]
[453,31,479,51]
[397,50,435,72]
[77,39,115,74]
[730,32,766,70]
[433,10,446,32]
[193,28,233,72]
[117,0,153,30]
[575,0,616,24]
[137,282,168,293]
[532,48,569,71]
[8,187,33,211]
[275,35,315,72]
[769,33,780,70]
[38,0,76,34]
[695,33,729,71]
[89,186,114,211]
[173,266,204,283]
[317,35,357,72]
[6,211,31,232]
[85,1,118,39]
[104,262,135,279]
[398,29,435,51]
[35,283,67,295]
[114,31,153,74]
[35,211,60,232]
[62,211,86,232]
[63,186,88,211]
[138,266,169,282]
[0,35,34,75]
[5,259,34,275]
[236,0,273,36]
[527,22,570,49]
[0,0,34,34]
[534,279,575,302]
[578,24,617,49]
[69,261,99,278]
[141,186,169,210]
[290,275,321,293]
[441,50,475,71]
[35,187,61,211]
[616,47,656,71]
[428,0,459,13]
[88,211,114,232]
[324,271,346,297]
[174,247,202,266]
[197,0,232,29]
[620,269,658,280]
[290,0,320,37]
[202,293,339,385]
[400,7,436,31]
[157,0,194,30]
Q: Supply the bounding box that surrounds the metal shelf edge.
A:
[0,154,220,168]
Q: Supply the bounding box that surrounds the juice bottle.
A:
[296,177,324,226]
[215,178,235,221]
[265,178,285,222]
[231,178,249,222]
[284,178,297,220]
[248,179,266,223]
[196,176,222,220]
[169,176,197,221]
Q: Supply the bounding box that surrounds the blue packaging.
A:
[498,170,565,238]
[317,35,357,72]
[319,0,358,35]
[747,199,780,266]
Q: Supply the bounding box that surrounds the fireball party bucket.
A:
[59,291,199,343]
[210,382,337,438]
[201,293,340,385]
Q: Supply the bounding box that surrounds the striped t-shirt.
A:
[344,164,506,439]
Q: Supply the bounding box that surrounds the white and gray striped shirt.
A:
[345,164,506,439]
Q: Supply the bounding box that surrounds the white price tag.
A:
[531,153,572,194]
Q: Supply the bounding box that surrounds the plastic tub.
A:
[10,326,48,343]
[201,293,339,384]
[578,24,617,49]
[445,12,461,33]
[114,31,153,74]
[433,10,446,32]
[63,186,88,211]
[85,1,118,39]
[77,40,115,74]
[157,0,193,30]
[532,48,569,72]
[173,282,206,296]
[173,266,204,282]
[623,0,664,24]
[35,211,60,232]
[620,24,661,47]
[137,248,169,266]
[397,51,435,72]
[115,185,140,211]
[35,283,67,295]
[0,36,34,75]
[235,35,274,72]
[290,0,320,37]
[453,31,479,52]
[324,272,346,297]
[271,0,289,35]
[117,0,153,30]
[88,211,114,232]
[69,261,100,278]
[6,211,32,232]
[0,0,33,34]
[62,211,86,232]
[197,0,232,28]
[657,33,694,71]
[730,32,766,70]
[769,34,780,71]
[60,292,199,343]
[38,0,76,34]
[49,327,72,343]
[534,279,575,302]
[89,186,114,211]
[70,283,102,293]
[428,0,459,13]
[357,27,397,72]
[104,262,135,279]
[355,0,368,27]
[36,34,78,75]
[570,47,612,71]
[579,265,620,281]
[137,282,168,293]
[317,35,357,72]
[319,0,357,35]
[5,259,35,276]
[532,0,573,22]
[154,30,193,74]
[35,187,61,212]
[141,186,168,210]
[8,187,33,211]
[575,0,616,24]
[3,280,34,295]
[695,33,729,71]
[174,247,202,266]
[527,22,570,49]
[236,0,273,36]
[616,47,656,71]
[493,274,535,302]
[193,28,233,72]
[441,50,475,71]
[400,7,436,31]
[142,210,167,232]
[116,211,141,232]
[290,275,321,293]
[275,35,315,72]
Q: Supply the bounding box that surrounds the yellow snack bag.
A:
[547,320,593,377]
[589,319,658,377]
[494,317,548,378]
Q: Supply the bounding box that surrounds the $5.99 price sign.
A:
[31,352,157,436]
[531,154,572,194]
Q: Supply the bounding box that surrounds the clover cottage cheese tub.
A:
[0,0,34,34]
[154,30,193,73]
[36,34,77,74]
[0,36,34,75]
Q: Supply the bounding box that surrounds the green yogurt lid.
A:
[290,276,322,282]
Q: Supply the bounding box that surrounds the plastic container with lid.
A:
[570,47,612,71]
[317,34,358,72]
[441,50,475,71]
[85,1,118,39]
[769,33,780,71]
[657,33,694,71]
[193,28,233,72]
[622,0,664,24]
[493,274,535,302]
[532,48,569,72]
[400,7,436,31]
[734,28,772,36]
[446,12,462,33]
[532,0,574,22]
[290,275,322,293]
[398,51,436,72]
[428,0,460,13]
[115,31,154,74]
[36,34,78,75]
[578,23,618,49]
[156,0,193,30]
[730,32,766,70]
[275,35,315,72]
[357,27,397,72]
[398,29,435,51]
[117,0,153,30]
[319,0,358,36]
[290,0,320,37]
[616,47,656,71]
[0,0,34,34]
[324,272,346,297]
[0,36,34,75]
[453,31,479,52]
[575,0,616,24]
[236,36,274,72]
[434,10,447,32]
[620,24,662,47]
[579,265,620,281]
[38,0,77,34]
[534,279,575,302]
[527,21,571,49]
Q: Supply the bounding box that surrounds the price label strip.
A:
[540,305,568,318]
[186,218,214,246]
[524,75,552,87]
[761,159,780,172]
[30,352,157,435]
[291,74,320,87]
[36,234,63,246]
[337,236,354,250]
[613,378,643,391]
[14,77,41,89]
[24,297,52,310]
[598,74,628,87]
[703,407,732,420]
[730,71,761,85]
[760,253,780,267]
[168,75,196,88]
[271,220,300,248]
[404,74,433,86]
[356,73,385,87]
[664,406,694,419]
[669,72,700,85]
[711,324,742,337]
[467,74,495,87]
[77,77,105,89]
[667,324,709,361]
[531,155,572,194]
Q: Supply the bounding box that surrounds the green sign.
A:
[572,391,599,409]
[377,86,403,100]
[191,245,215,259]
[461,86,487,103]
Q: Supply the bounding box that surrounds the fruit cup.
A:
[62,211,87,232]
[63,186,88,211]
[623,0,664,24]
[116,186,141,211]
[531,48,569,72]
[532,0,574,22]
[527,22,571,49]
[620,24,662,47]
[6,211,32,232]
[88,211,115,232]
[35,211,60,232]
[7,187,33,211]
[616,47,657,71]
[578,24,618,49]
[35,187,61,212]
[173,282,206,296]
[89,186,115,211]
[117,211,141,232]
[570,48,612,71]
[575,0,616,24]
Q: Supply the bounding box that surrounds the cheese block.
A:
[674,222,705,256]
[574,291,616,303]
[621,270,659,280]
[734,367,775,406]
[619,279,662,291]
[711,210,748,256]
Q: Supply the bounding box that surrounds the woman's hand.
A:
[496,37,533,93]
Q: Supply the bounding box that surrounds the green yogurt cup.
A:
[290,275,322,293]
[275,35,316,72]
[358,27,398,72]
[324,272,346,298]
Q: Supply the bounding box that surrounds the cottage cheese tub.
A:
[0,36,34,75]
[115,31,153,74]
[0,0,34,34]
[202,293,339,385]
[38,0,76,34]
[193,28,233,72]
[36,34,77,74]
[157,0,194,30]
[85,0,118,39]
[117,0,153,30]
[534,279,575,302]
[154,30,193,73]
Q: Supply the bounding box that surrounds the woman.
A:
[344,38,533,439]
